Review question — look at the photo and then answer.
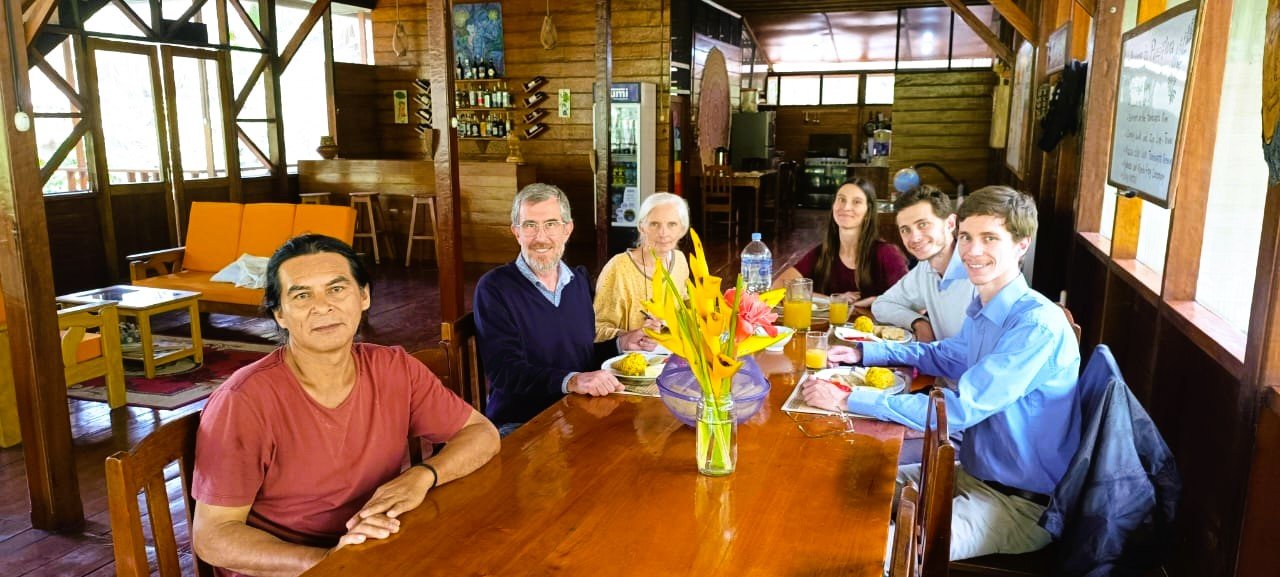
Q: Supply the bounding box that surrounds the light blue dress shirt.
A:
[515,255,575,306]
[851,275,1081,495]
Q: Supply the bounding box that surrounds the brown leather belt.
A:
[984,479,1051,507]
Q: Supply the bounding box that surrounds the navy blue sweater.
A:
[473,262,617,427]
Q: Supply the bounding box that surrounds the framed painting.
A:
[453,3,505,77]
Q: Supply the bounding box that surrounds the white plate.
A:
[812,366,908,395]
[763,325,795,352]
[603,352,669,381]
[811,295,830,312]
[833,324,913,343]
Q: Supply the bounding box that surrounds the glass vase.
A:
[696,397,737,476]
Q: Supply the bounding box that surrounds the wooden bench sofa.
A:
[128,202,356,317]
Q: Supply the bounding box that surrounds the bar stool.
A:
[349,191,395,264]
[405,193,439,267]
[299,192,330,205]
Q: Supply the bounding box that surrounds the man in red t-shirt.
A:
[191,235,499,577]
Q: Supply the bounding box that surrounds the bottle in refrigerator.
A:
[741,233,772,294]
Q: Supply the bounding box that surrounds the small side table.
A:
[58,285,203,379]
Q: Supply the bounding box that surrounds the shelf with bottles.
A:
[456,107,515,112]
[456,57,501,81]
[455,84,516,110]
[454,113,515,140]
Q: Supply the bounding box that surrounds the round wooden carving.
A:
[698,47,730,169]
[1265,0,1280,143]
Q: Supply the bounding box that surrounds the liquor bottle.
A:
[455,58,463,80]
[486,60,496,78]
[522,76,547,92]
[523,91,546,108]
[524,123,547,139]
[470,59,479,80]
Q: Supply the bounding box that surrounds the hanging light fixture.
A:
[540,0,557,50]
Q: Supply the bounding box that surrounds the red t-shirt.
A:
[192,343,471,557]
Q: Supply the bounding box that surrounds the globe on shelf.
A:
[893,167,921,194]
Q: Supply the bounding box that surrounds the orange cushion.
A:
[135,272,265,307]
[59,330,102,363]
[184,202,244,272]
[292,205,357,245]
[238,203,297,258]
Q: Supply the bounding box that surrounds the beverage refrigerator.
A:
[602,82,656,254]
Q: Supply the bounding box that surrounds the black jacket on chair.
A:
[1039,344,1181,577]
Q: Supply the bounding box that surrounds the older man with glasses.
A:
[474,183,653,436]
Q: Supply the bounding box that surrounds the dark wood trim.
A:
[278,0,330,73]
[1162,300,1246,378]
[260,0,289,192]
[1078,231,1110,260]
[594,0,612,268]
[1077,0,1097,17]
[1110,258,1160,306]
[170,0,211,35]
[426,0,464,322]
[940,0,1014,63]
[990,0,1039,44]
[0,0,84,529]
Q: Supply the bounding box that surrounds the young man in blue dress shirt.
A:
[803,186,1081,560]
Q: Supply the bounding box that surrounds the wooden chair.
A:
[105,412,214,577]
[440,312,487,413]
[760,161,797,240]
[0,301,127,447]
[891,484,920,577]
[914,388,956,577]
[404,193,439,267]
[1058,303,1082,344]
[700,164,736,238]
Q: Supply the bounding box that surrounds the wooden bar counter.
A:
[302,339,905,577]
[299,159,534,263]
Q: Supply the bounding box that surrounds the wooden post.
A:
[427,0,464,322]
[594,0,612,267]
[0,0,84,530]
[1075,0,1125,233]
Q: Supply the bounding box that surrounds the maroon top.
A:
[793,240,909,296]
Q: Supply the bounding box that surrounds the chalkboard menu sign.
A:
[1107,1,1200,209]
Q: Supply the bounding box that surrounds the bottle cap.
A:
[751,233,762,242]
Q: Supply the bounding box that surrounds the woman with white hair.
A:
[593,192,691,343]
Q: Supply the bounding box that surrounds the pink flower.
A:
[726,288,779,341]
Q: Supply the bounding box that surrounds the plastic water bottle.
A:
[741,233,772,294]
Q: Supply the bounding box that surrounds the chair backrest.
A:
[441,312,487,413]
[292,204,358,245]
[891,485,919,577]
[238,203,298,258]
[916,388,955,577]
[701,164,733,205]
[183,202,244,272]
[1057,303,1082,344]
[105,412,213,577]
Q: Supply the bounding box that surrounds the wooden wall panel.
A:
[333,62,381,158]
[1237,388,1280,577]
[44,196,110,293]
[369,0,670,256]
[108,192,175,273]
[888,70,997,193]
[774,104,892,164]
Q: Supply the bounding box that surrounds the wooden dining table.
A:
[302,336,908,577]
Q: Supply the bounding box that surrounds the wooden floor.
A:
[0,210,827,576]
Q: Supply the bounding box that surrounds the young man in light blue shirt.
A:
[871,186,974,344]
[804,186,1081,560]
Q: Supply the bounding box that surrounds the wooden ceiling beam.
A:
[279,0,330,72]
[941,0,1014,63]
[22,0,56,45]
[989,0,1039,44]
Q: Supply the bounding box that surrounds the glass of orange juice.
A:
[829,294,851,326]
[783,278,813,330]
[805,330,829,370]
